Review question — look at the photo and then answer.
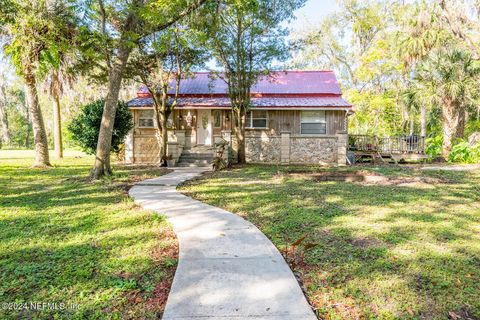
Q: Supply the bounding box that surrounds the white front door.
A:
[197,109,212,145]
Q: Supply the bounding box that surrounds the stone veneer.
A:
[245,135,281,163]
[290,136,337,164]
[126,128,348,165]
[240,132,347,165]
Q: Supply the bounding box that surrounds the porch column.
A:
[221,130,232,162]
[336,130,348,166]
[281,131,290,164]
[124,129,134,164]
[176,130,186,148]
[221,130,232,145]
[167,142,180,162]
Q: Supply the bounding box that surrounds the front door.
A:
[196,109,212,145]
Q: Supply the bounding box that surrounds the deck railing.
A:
[349,135,425,154]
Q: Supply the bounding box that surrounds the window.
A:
[213,110,222,128]
[138,109,154,128]
[246,110,268,129]
[301,111,326,134]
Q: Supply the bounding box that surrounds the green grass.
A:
[0,150,176,319]
[180,165,480,320]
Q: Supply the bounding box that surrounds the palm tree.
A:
[2,0,76,167]
[414,48,480,158]
[44,61,74,159]
[396,4,448,138]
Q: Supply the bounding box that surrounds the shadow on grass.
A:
[0,162,176,319]
[180,164,480,319]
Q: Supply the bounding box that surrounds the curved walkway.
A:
[129,167,316,320]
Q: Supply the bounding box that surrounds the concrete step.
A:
[181,150,214,156]
[179,155,214,161]
[177,159,212,165]
[176,162,212,167]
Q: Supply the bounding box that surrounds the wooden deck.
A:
[348,135,427,163]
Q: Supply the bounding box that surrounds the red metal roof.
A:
[129,71,352,109]
[128,96,352,109]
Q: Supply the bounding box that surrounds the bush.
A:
[68,100,133,155]
[425,136,443,160]
[448,140,480,163]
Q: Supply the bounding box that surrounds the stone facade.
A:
[290,136,337,164]
[245,134,282,163]
[239,132,347,165]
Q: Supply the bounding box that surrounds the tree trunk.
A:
[233,108,246,164]
[153,106,168,165]
[441,100,459,159]
[24,67,51,167]
[91,46,131,179]
[0,82,11,147]
[0,101,10,148]
[52,91,63,158]
[420,105,427,137]
[161,115,168,160]
[25,115,32,149]
[454,108,465,139]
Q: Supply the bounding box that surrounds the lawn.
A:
[180,165,480,320]
[0,150,176,319]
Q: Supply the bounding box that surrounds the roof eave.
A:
[128,105,353,110]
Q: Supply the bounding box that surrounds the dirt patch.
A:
[350,236,384,248]
[287,170,447,186]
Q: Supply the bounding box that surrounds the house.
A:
[125,70,352,165]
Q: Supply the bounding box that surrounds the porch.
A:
[125,108,231,164]
[348,134,427,163]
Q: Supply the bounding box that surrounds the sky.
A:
[293,0,338,30]
[0,0,337,79]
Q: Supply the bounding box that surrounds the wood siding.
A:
[133,109,346,134]
[246,110,347,136]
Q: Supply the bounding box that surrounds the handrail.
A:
[348,135,425,154]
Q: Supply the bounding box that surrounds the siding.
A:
[246,110,346,136]
[135,109,346,136]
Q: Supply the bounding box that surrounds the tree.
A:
[290,0,480,146]
[0,71,11,147]
[290,0,406,137]
[44,60,74,159]
[414,49,480,158]
[81,0,209,179]
[68,100,133,155]
[205,0,305,163]
[1,0,76,167]
[128,25,206,163]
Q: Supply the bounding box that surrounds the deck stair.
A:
[176,145,214,167]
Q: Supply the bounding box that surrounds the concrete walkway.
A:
[129,167,316,320]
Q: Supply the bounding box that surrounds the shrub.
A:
[448,140,480,163]
[68,100,133,155]
[425,135,443,160]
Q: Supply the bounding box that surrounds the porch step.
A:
[177,158,212,165]
[179,154,214,160]
[181,149,214,155]
[176,161,212,167]
[177,146,214,167]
